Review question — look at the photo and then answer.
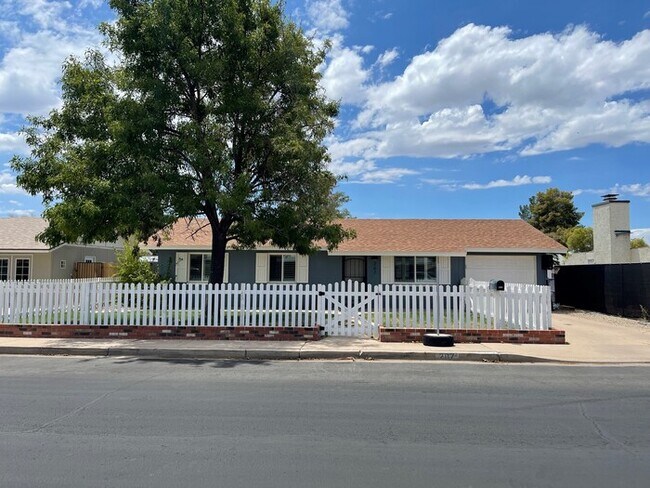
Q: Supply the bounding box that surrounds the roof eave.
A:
[466,247,567,255]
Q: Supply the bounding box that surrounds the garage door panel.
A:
[466,255,536,284]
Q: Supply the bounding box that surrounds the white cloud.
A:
[14,0,72,30]
[320,38,370,104]
[78,0,103,8]
[328,159,417,184]
[0,132,28,154]
[618,183,650,197]
[462,175,551,190]
[376,48,399,69]
[2,208,36,217]
[572,188,606,196]
[423,174,551,191]
[0,1,102,116]
[0,172,26,195]
[632,228,650,241]
[306,0,349,33]
[331,24,650,160]
[573,183,650,198]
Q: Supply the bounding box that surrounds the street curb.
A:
[0,345,562,363]
[0,346,110,357]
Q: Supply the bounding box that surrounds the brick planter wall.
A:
[379,328,566,344]
[0,324,320,341]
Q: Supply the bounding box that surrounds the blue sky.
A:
[1,0,649,237]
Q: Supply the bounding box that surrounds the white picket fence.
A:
[0,280,552,336]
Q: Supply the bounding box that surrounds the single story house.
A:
[152,218,566,286]
[0,217,122,281]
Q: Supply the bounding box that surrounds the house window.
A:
[188,253,212,282]
[60,260,67,269]
[84,256,96,263]
[15,258,30,281]
[0,258,8,281]
[269,254,296,282]
[394,257,436,283]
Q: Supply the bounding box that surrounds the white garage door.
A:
[465,255,537,285]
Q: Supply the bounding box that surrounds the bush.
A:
[116,239,162,284]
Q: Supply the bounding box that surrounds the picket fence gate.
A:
[0,280,552,337]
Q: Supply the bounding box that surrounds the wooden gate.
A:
[318,281,381,338]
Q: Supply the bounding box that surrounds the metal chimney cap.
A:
[601,193,619,202]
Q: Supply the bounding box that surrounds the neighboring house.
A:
[151,218,566,286]
[0,217,122,281]
[564,194,650,265]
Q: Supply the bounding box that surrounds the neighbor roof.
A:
[0,217,49,251]
[153,218,567,254]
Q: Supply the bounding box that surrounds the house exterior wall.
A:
[49,245,120,279]
[367,256,381,285]
[450,257,465,285]
[630,247,650,263]
[152,249,545,286]
[0,253,50,280]
[309,251,342,284]
[536,255,549,285]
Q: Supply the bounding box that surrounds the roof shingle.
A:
[153,218,566,254]
[0,218,49,250]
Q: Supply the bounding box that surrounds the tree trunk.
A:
[209,226,228,285]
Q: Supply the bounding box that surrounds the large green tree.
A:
[565,226,593,253]
[12,0,352,284]
[519,188,584,245]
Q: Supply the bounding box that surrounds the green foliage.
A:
[519,188,584,245]
[631,238,648,249]
[115,239,162,284]
[565,226,593,253]
[12,0,352,283]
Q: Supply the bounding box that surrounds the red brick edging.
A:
[379,327,566,344]
[0,324,564,344]
[0,324,319,341]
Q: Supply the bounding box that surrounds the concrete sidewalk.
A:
[0,311,648,363]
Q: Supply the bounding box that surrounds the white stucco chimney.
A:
[592,194,631,264]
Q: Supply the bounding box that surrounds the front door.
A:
[343,257,366,283]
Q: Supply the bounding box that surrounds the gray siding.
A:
[536,254,548,286]
[50,245,119,279]
[450,257,466,286]
[367,256,381,285]
[309,251,342,284]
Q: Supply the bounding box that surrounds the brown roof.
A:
[0,217,49,250]
[154,218,566,254]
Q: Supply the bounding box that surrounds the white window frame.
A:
[394,256,437,283]
[0,257,8,281]
[14,257,31,281]
[84,256,96,263]
[268,253,297,283]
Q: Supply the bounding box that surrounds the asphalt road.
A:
[0,357,649,488]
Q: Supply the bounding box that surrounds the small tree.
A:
[519,188,584,245]
[115,238,161,284]
[565,227,593,253]
[631,238,648,249]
